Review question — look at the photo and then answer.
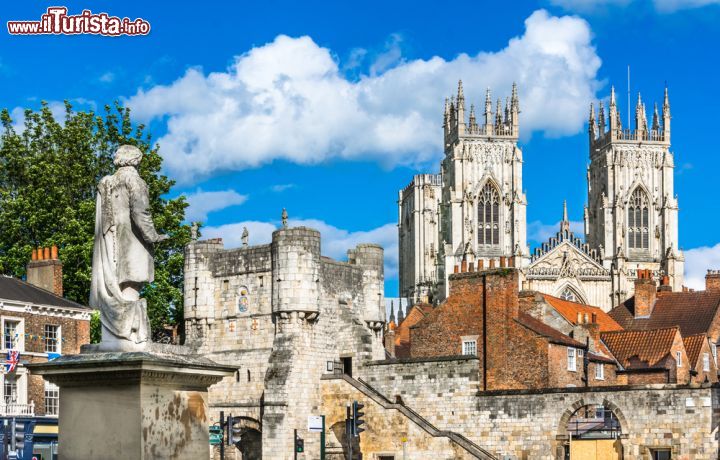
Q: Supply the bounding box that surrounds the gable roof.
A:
[543,294,623,332]
[395,303,434,357]
[601,327,680,369]
[609,291,720,337]
[0,276,89,310]
[516,313,585,348]
[682,334,707,369]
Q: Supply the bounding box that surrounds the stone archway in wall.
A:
[555,398,628,460]
[233,416,262,460]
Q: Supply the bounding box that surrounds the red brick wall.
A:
[689,338,718,384]
[410,269,555,390]
[410,272,485,358]
[706,273,720,292]
[547,344,584,388]
[3,310,90,416]
[634,278,657,318]
[626,370,670,384]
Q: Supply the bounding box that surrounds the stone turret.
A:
[271,227,321,321]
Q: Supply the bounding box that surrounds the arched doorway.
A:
[559,403,624,460]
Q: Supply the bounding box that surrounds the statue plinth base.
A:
[28,346,235,460]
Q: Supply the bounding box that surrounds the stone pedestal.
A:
[28,346,235,460]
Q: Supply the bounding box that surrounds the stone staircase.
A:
[321,373,496,459]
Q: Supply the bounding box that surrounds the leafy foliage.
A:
[0,102,190,337]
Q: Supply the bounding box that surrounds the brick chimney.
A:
[634,269,656,319]
[26,245,63,297]
[706,270,720,292]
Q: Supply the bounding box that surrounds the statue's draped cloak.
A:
[89,167,160,343]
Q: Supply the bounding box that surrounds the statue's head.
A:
[114,145,143,167]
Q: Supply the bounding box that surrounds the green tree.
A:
[0,101,191,340]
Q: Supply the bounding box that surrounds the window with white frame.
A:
[595,363,605,380]
[567,348,577,371]
[462,340,477,356]
[44,324,60,353]
[3,375,17,403]
[44,380,59,416]
[2,318,23,351]
[676,351,682,367]
[703,353,711,372]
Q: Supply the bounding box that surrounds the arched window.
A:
[628,188,649,250]
[560,287,578,302]
[478,183,500,246]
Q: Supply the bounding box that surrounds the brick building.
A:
[0,246,91,418]
[406,263,621,390]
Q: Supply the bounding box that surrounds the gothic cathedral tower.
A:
[585,86,684,306]
[436,81,528,298]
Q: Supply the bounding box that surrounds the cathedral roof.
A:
[527,202,607,279]
[609,291,720,337]
[601,327,681,370]
[542,295,623,332]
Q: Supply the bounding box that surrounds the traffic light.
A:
[12,419,26,453]
[227,416,243,446]
[295,435,304,453]
[352,400,366,436]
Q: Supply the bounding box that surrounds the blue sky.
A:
[2,0,719,295]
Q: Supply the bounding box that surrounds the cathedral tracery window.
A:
[560,287,578,302]
[477,183,500,246]
[628,188,649,250]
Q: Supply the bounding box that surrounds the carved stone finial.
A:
[242,226,249,247]
[282,208,288,228]
[190,222,198,241]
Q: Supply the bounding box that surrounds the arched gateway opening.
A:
[557,402,625,460]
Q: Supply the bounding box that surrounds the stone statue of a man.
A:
[89,145,168,351]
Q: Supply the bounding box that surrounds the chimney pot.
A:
[454,265,459,274]
[477,260,484,270]
[499,256,507,268]
[37,247,44,260]
[43,247,50,260]
[705,270,720,292]
[31,249,37,261]
[508,257,515,268]
[489,259,496,269]
[51,245,58,260]
[468,262,475,272]
[461,260,467,273]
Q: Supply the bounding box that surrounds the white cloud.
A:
[202,219,399,279]
[126,10,602,183]
[683,243,720,290]
[271,183,295,192]
[99,72,115,83]
[550,0,720,12]
[184,188,248,221]
[528,220,584,243]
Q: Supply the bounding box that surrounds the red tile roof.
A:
[609,291,720,337]
[516,313,585,348]
[543,294,623,332]
[601,327,680,369]
[682,334,707,369]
